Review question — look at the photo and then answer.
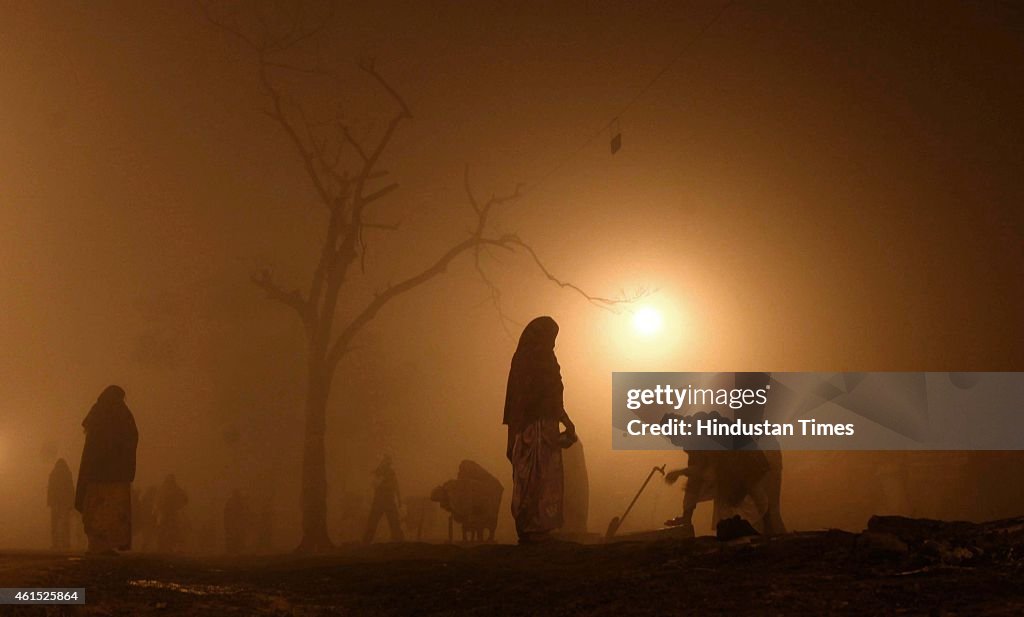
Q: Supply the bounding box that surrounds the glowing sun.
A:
[632,306,663,336]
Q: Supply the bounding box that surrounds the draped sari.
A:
[503,316,566,542]
[76,385,138,552]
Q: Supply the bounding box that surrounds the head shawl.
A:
[516,316,558,354]
[98,385,125,404]
[75,384,138,511]
[502,316,564,427]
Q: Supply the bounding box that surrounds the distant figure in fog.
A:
[504,316,577,544]
[224,489,251,554]
[75,385,139,554]
[47,458,75,550]
[363,456,404,543]
[156,474,189,552]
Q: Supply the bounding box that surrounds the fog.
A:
[2,1,1022,549]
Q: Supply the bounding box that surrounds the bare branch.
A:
[341,126,369,163]
[277,2,335,50]
[464,166,523,235]
[359,57,413,120]
[339,64,415,282]
[327,223,642,367]
[252,269,312,329]
[258,61,335,209]
[362,182,400,205]
[308,205,346,324]
[503,237,638,308]
[473,250,518,338]
[463,164,480,213]
[346,65,413,230]
[199,1,260,51]
[360,113,404,184]
[254,0,335,53]
[327,234,516,366]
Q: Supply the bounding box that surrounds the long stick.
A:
[606,464,665,539]
[620,465,665,525]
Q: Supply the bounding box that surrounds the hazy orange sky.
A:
[1,1,1022,546]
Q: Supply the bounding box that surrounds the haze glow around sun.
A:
[632,306,663,336]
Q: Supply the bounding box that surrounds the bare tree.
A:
[204,1,631,552]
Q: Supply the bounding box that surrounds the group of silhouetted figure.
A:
[49,316,784,553]
[49,453,277,555]
[47,447,191,554]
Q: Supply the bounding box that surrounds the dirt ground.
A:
[2,525,1024,616]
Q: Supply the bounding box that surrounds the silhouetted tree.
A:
[204,1,629,552]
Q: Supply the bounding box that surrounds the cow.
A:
[431,460,504,543]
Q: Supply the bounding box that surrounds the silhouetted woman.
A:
[75,385,138,554]
[47,458,75,550]
[503,316,576,544]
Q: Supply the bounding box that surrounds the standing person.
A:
[75,385,139,554]
[156,474,189,552]
[362,456,404,543]
[47,458,75,550]
[503,316,577,544]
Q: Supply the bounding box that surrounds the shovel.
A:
[605,464,665,539]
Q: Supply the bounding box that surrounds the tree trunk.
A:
[296,365,334,552]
